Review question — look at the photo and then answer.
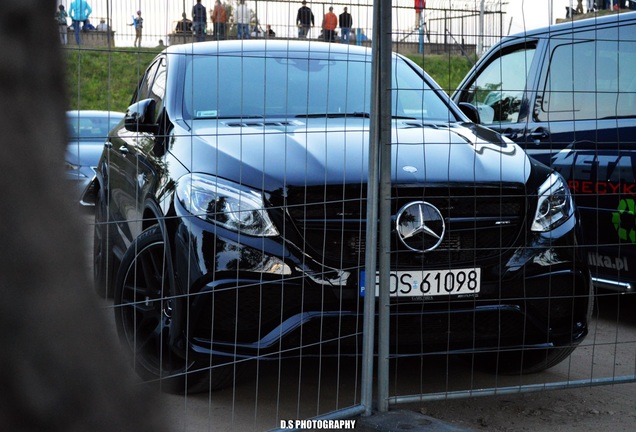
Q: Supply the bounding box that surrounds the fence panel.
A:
[63,1,636,430]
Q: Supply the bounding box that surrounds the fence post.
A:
[374,0,394,414]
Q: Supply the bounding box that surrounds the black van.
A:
[453,12,636,292]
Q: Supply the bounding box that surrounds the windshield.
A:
[182,51,455,121]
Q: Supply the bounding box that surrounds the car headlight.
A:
[531,172,574,232]
[176,173,278,237]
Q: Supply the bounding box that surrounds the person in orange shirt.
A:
[322,6,337,42]
[211,0,227,40]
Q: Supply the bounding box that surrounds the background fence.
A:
[62,1,636,431]
[58,0,507,52]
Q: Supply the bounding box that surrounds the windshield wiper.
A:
[296,112,418,120]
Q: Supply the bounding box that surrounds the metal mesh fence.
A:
[62,0,636,430]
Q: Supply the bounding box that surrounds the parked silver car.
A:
[65,110,124,202]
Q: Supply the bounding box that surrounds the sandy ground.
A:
[154,295,636,432]
[413,294,636,431]
[82,216,636,431]
[417,382,636,431]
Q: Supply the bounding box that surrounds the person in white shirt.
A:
[236,0,250,39]
[96,18,109,32]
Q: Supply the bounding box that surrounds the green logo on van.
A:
[612,199,636,243]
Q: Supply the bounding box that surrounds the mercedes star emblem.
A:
[396,201,445,252]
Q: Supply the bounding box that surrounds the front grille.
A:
[278,185,526,268]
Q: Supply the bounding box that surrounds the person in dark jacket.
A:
[176,12,193,33]
[192,0,207,42]
[339,7,352,44]
[296,1,314,39]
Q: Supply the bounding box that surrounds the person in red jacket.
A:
[211,0,227,40]
[322,6,337,42]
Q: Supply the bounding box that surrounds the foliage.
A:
[405,54,474,95]
[64,47,159,112]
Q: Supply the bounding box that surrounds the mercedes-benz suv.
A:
[85,40,592,393]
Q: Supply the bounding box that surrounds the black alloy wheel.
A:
[113,225,236,394]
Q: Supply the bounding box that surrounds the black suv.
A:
[85,40,592,393]
[454,12,636,293]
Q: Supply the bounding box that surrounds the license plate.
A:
[360,268,481,297]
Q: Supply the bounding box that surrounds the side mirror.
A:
[124,98,158,133]
[458,102,481,124]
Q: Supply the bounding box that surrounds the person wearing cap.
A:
[55,5,69,45]
[321,6,337,42]
[129,10,143,48]
[296,1,314,39]
[68,0,92,45]
[339,7,352,44]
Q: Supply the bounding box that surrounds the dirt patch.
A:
[418,379,636,431]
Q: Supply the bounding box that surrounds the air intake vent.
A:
[226,121,297,128]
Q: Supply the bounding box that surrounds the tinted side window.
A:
[133,59,161,104]
[537,24,636,122]
[148,57,166,122]
[457,45,536,125]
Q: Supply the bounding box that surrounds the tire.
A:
[113,225,237,394]
[93,191,115,298]
[469,346,577,375]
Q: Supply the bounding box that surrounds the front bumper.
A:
[169,205,592,361]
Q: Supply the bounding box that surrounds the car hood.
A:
[65,140,105,167]
[174,118,532,192]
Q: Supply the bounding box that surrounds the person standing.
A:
[192,0,207,42]
[211,0,227,40]
[56,5,68,45]
[68,0,92,45]
[321,6,337,42]
[130,10,143,48]
[296,1,314,39]
[338,6,352,44]
[236,0,250,39]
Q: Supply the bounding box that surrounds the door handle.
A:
[502,128,517,140]
[119,146,130,154]
[528,128,549,142]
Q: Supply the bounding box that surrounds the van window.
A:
[457,45,535,125]
[537,25,636,122]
